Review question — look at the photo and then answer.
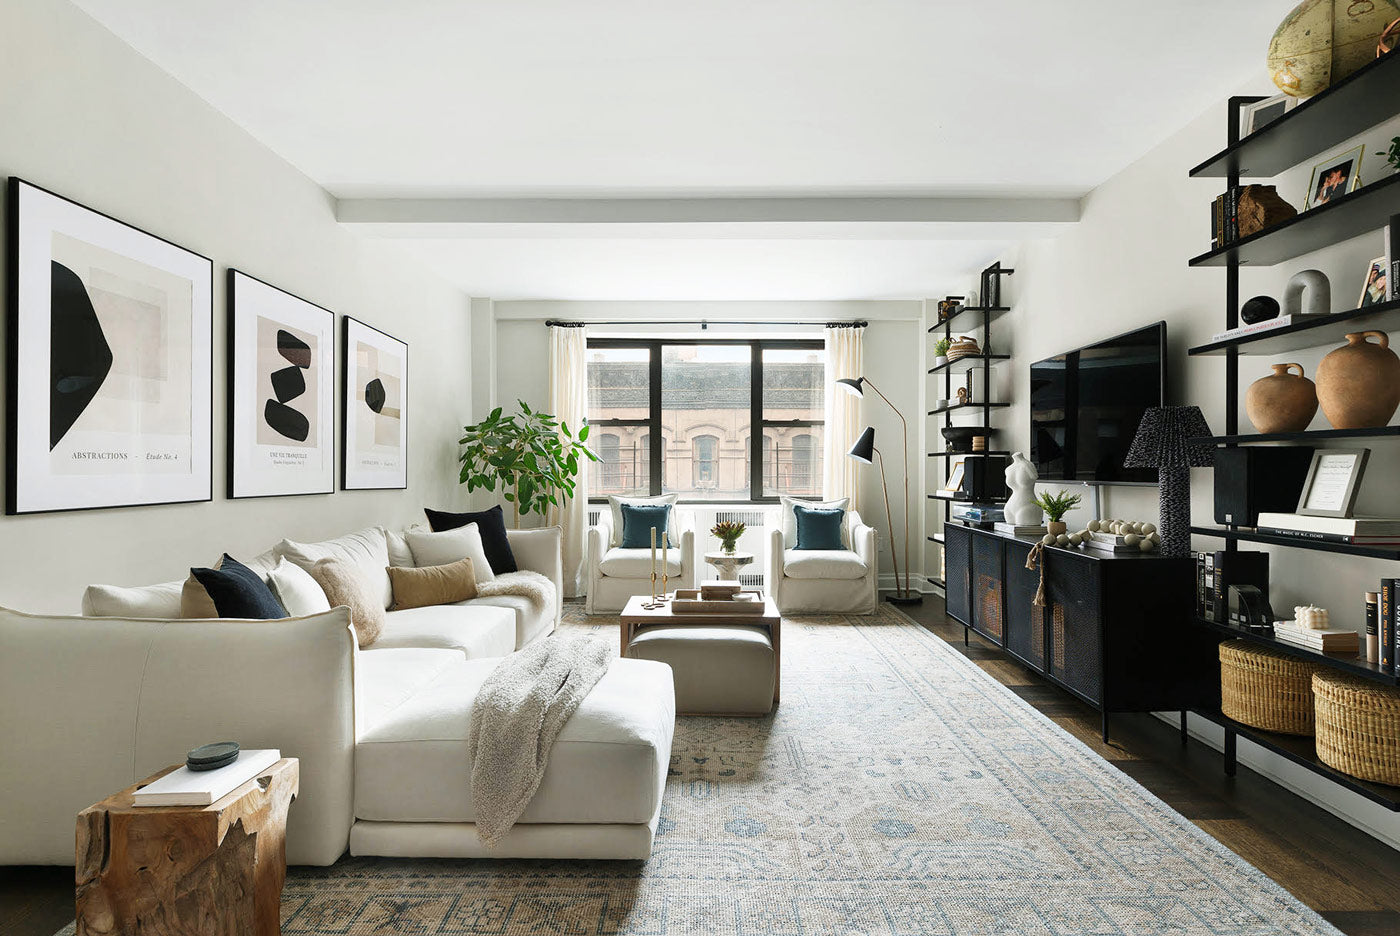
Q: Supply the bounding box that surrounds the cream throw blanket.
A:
[467,633,611,846]
[475,570,556,620]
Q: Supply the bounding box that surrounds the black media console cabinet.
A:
[943,524,1219,740]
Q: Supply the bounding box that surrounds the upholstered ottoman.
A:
[627,625,778,716]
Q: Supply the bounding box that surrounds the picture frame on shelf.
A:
[1240,93,1299,137]
[943,455,967,495]
[1359,256,1388,308]
[1304,144,1364,210]
[6,177,213,515]
[1296,448,1369,518]
[342,316,408,491]
[227,270,336,499]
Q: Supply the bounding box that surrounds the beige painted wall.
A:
[0,0,474,611]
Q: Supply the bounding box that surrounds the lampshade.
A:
[1123,406,1215,469]
[847,426,876,464]
[836,377,865,398]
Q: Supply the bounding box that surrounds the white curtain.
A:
[822,325,863,512]
[549,324,588,597]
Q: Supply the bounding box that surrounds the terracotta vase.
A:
[1316,332,1400,429]
[1246,362,1317,433]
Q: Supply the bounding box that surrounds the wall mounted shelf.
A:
[927,353,1011,375]
[1196,617,1400,687]
[1193,425,1400,445]
[927,450,1010,459]
[1191,525,1400,561]
[928,401,1010,416]
[927,305,1010,332]
[1188,299,1400,356]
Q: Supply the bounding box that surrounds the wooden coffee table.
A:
[619,594,781,705]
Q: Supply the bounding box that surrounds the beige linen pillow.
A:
[180,559,222,618]
[388,557,479,610]
[306,558,385,648]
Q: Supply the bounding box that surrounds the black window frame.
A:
[586,337,824,504]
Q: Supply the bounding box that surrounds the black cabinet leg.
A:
[1224,728,1237,778]
[1180,710,1189,746]
[1101,711,1109,744]
[963,625,969,647]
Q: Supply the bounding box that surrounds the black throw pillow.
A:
[424,504,518,573]
[190,555,287,619]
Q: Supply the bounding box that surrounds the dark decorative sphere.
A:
[1240,295,1280,324]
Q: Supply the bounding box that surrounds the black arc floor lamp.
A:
[840,375,920,605]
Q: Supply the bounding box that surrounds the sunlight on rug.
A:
[58,604,1341,935]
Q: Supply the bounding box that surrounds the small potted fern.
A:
[1035,489,1083,536]
[934,338,951,368]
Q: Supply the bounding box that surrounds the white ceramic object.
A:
[1003,452,1042,526]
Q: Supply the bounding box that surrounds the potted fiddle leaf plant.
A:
[1035,489,1083,536]
[457,401,598,526]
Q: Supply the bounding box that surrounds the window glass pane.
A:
[587,346,648,425]
[764,426,825,498]
[662,345,750,500]
[763,347,825,417]
[591,427,650,497]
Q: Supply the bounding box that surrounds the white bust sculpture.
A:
[1004,452,1042,526]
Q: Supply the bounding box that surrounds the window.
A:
[587,339,824,501]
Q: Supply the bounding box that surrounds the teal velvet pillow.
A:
[793,505,845,550]
[619,503,672,549]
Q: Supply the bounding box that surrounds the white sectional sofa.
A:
[0,524,677,866]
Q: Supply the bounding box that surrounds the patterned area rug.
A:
[60,605,1341,935]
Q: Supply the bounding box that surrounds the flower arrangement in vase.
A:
[711,520,746,554]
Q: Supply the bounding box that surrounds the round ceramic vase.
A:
[1246,362,1317,433]
[1316,332,1400,429]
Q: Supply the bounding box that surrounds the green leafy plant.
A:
[711,520,747,552]
[457,401,598,525]
[934,338,951,357]
[1380,136,1400,173]
[1034,489,1083,523]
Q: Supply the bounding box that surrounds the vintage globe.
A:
[1269,0,1400,97]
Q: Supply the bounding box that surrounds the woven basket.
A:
[946,336,982,361]
[1219,640,1323,736]
[1313,670,1400,786]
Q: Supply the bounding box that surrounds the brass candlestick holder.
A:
[658,570,670,603]
[643,571,662,610]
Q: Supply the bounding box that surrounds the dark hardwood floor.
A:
[4,596,1398,936]
[902,594,1400,936]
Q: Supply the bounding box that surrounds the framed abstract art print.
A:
[227,269,335,498]
[6,178,213,514]
[342,316,407,490]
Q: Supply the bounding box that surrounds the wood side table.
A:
[76,757,299,936]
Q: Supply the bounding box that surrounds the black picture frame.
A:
[341,315,408,491]
[6,177,214,515]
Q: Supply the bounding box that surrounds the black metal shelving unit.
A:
[927,265,1015,589]
[1186,59,1400,810]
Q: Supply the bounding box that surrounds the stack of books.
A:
[1208,314,1326,345]
[133,749,281,807]
[1271,620,1360,654]
[993,522,1046,538]
[1255,513,1400,546]
[1085,532,1139,554]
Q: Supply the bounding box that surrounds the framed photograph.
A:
[1304,144,1364,210]
[342,316,407,490]
[228,270,335,498]
[943,455,967,495]
[6,178,212,515]
[1240,93,1298,137]
[1359,256,1388,308]
[1296,448,1369,518]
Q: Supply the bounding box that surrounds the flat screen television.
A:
[1029,321,1166,484]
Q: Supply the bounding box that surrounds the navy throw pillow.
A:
[424,504,518,574]
[619,504,671,549]
[794,505,845,550]
[190,555,287,619]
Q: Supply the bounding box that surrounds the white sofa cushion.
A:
[597,547,683,578]
[278,527,394,610]
[607,494,677,548]
[82,580,185,618]
[462,595,555,649]
[266,557,331,617]
[355,646,465,736]
[405,525,495,583]
[780,495,849,549]
[355,656,675,826]
[782,548,869,580]
[372,603,516,659]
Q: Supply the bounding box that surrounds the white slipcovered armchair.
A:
[586,511,697,614]
[766,509,877,615]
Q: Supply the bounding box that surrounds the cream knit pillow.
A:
[306,557,384,648]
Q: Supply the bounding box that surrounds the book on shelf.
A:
[1271,620,1360,653]
[993,522,1046,537]
[1255,513,1400,537]
[1256,527,1400,545]
[132,748,281,807]
[1386,213,1398,302]
[1208,314,1328,344]
[1382,580,1397,672]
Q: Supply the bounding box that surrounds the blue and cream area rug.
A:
[59,605,1342,935]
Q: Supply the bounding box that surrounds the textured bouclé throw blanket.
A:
[476,570,556,619]
[468,633,611,846]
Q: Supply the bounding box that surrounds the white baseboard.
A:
[877,573,942,595]
[1156,711,1400,852]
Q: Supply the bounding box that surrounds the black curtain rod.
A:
[544,319,867,328]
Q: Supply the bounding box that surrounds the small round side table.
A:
[704,550,755,581]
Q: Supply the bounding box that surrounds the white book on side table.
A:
[132,748,281,807]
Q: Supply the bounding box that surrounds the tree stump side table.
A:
[75,757,299,936]
[703,550,755,582]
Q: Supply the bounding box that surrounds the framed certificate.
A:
[1296,449,1369,518]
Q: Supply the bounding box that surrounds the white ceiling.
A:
[72,0,1283,299]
